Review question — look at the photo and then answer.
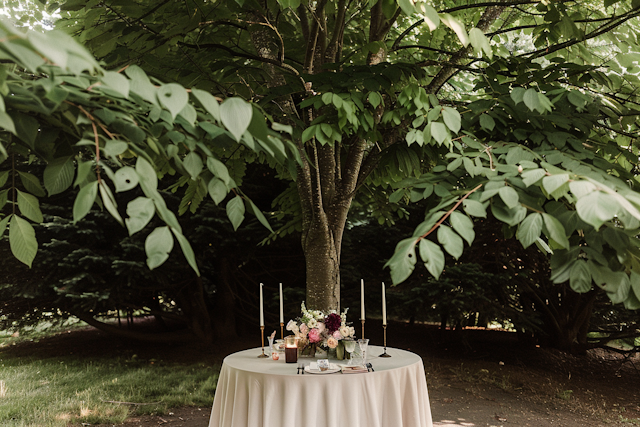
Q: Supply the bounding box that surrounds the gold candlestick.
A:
[379,324,391,357]
[257,325,268,358]
[280,322,284,339]
[361,319,365,339]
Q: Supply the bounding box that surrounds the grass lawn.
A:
[0,328,220,427]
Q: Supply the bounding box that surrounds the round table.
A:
[208,345,433,427]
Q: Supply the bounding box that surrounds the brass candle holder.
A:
[280,322,284,339]
[257,325,268,358]
[361,319,365,339]
[379,324,391,357]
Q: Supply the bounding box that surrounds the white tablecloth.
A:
[209,345,433,427]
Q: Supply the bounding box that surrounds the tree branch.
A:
[523,7,640,59]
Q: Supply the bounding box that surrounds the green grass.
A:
[0,351,219,426]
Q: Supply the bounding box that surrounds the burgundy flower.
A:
[325,313,341,333]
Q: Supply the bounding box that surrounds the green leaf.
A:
[16,189,43,223]
[437,225,463,259]
[0,111,16,135]
[499,186,519,209]
[18,172,46,197]
[542,213,569,249]
[397,0,415,16]
[191,88,221,121]
[246,198,274,233]
[157,83,189,120]
[442,107,461,133]
[384,237,417,285]
[419,4,440,32]
[440,13,469,47]
[0,215,9,239]
[136,157,158,194]
[517,212,542,248]
[631,271,640,302]
[103,140,128,158]
[73,181,98,223]
[99,181,124,226]
[113,166,139,192]
[220,98,253,142]
[510,87,526,104]
[272,122,293,134]
[450,211,475,245]
[419,239,445,279]
[542,174,569,195]
[569,180,596,199]
[13,113,38,148]
[463,199,486,218]
[521,169,546,187]
[145,226,174,270]
[569,260,592,293]
[207,157,231,186]
[523,88,541,112]
[125,65,157,104]
[125,196,155,235]
[469,27,492,59]
[576,192,618,230]
[208,177,228,205]
[171,228,200,276]
[368,92,382,108]
[101,70,129,98]
[226,195,245,231]
[9,215,37,268]
[43,156,74,196]
[479,114,495,131]
[492,203,527,226]
[431,122,448,145]
[183,152,203,180]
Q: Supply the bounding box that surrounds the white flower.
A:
[339,326,351,338]
[286,320,299,334]
[307,318,318,328]
[349,326,355,337]
[316,322,325,333]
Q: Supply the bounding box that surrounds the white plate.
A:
[304,363,341,374]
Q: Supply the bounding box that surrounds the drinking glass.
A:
[343,339,357,365]
[357,338,369,365]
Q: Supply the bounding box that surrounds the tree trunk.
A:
[303,218,340,311]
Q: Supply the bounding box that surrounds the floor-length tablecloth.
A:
[209,345,433,427]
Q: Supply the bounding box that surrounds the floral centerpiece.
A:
[286,302,356,358]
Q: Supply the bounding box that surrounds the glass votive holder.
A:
[284,335,298,364]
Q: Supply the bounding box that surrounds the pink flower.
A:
[332,330,343,340]
[300,324,309,336]
[308,328,321,343]
[327,337,338,348]
[316,322,326,333]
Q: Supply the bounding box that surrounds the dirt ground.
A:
[4,321,640,427]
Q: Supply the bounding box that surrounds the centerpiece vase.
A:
[334,342,344,360]
[298,342,317,357]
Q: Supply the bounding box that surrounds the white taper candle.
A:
[259,283,264,327]
[361,279,365,320]
[382,282,387,326]
[279,283,284,324]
